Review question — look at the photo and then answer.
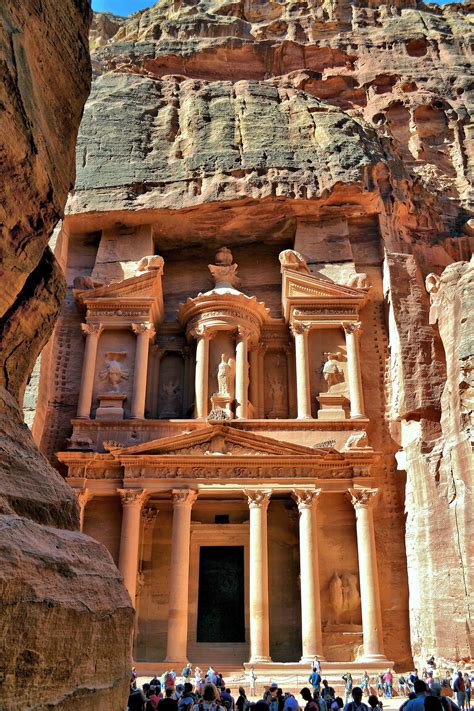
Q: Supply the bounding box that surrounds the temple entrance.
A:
[197,546,245,643]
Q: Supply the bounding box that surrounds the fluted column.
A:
[131,323,155,419]
[192,326,212,418]
[249,344,259,417]
[293,489,324,661]
[291,322,312,419]
[75,488,93,532]
[77,323,102,418]
[118,488,148,605]
[235,327,251,419]
[165,489,197,662]
[342,322,365,419]
[245,489,272,662]
[349,488,386,660]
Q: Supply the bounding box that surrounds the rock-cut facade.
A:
[29,0,473,674]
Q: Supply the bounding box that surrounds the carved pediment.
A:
[281,269,367,321]
[75,268,163,301]
[110,424,341,459]
[74,267,164,323]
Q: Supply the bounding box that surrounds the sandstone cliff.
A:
[0,1,133,708]
[34,0,473,667]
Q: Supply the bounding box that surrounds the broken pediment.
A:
[281,269,368,321]
[107,424,342,459]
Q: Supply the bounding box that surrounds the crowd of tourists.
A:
[127,662,474,711]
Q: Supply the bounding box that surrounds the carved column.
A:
[257,344,266,418]
[75,488,93,532]
[131,323,155,419]
[118,488,147,605]
[249,344,259,418]
[342,322,365,419]
[193,326,212,418]
[245,490,272,662]
[293,489,324,661]
[165,489,197,662]
[291,323,312,419]
[77,323,102,418]
[286,343,297,418]
[349,488,385,660]
[235,327,250,419]
[182,345,192,417]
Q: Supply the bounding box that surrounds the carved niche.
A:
[327,571,362,627]
[158,352,184,418]
[264,351,289,418]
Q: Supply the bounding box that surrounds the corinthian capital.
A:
[81,322,102,337]
[189,324,214,340]
[293,488,321,510]
[237,325,252,341]
[342,321,362,336]
[132,322,156,338]
[171,489,198,507]
[348,487,378,508]
[118,488,147,507]
[290,322,310,337]
[244,489,271,509]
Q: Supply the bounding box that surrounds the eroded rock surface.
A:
[0,1,133,707]
[33,0,473,668]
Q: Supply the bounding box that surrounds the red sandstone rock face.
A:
[34,0,473,669]
[0,1,133,707]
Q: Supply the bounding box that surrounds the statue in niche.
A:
[329,572,361,625]
[217,354,234,396]
[322,352,345,391]
[99,352,129,393]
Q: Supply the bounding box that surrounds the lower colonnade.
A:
[76,484,388,667]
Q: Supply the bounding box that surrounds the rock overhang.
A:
[68,71,392,216]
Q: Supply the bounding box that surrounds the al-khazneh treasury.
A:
[28,0,473,674]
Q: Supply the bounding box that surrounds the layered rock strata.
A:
[32,0,473,667]
[0,1,133,708]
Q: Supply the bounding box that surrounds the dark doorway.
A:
[197,546,245,642]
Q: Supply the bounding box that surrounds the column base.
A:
[297,415,313,420]
[248,656,273,663]
[350,414,366,420]
[356,654,390,663]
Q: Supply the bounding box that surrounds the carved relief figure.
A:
[279,249,309,273]
[217,354,233,396]
[99,352,129,392]
[329,572,361,625]
[322,352,344,391]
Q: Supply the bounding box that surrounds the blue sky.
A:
[92,0,451,15]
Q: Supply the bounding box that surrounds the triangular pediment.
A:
[108,424,342,459]
[281,269,367,320]
[75,269,162,302]
[283,270,366,301]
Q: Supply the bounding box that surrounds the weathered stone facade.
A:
[30,0,473,672]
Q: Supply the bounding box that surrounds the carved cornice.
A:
[244,489,271,509]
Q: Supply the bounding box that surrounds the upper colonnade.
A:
[72,246,369,425]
